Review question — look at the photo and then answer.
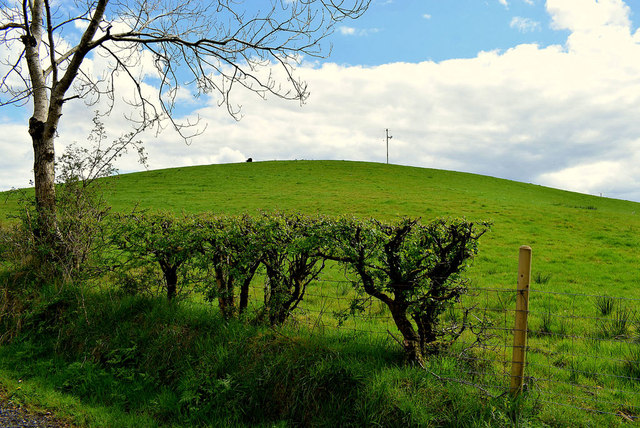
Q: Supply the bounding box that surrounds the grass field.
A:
[2,160,640,426]
[82,159,640,297]
[5,159,638,296]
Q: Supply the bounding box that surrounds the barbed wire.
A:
[246,278,640,420]
[534,394,638,421]
[530,288,640,302]
[530,375,640,400]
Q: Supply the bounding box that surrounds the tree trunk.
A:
[238,261,260,315]
[165,266,178,300]
[23,0,109,231]
[23,0,57,229]
[30,119,57,223]
[387,301,425,367]
[215,271,236,320]
[239,278,251,315]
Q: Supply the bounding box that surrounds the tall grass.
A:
[0,280,537,427]
[595,296,616,316]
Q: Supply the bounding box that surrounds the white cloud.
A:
[547,0,631,32]
[74,18,88,30]
[537,160,640,198]
[499,0,509,7]
[338,26,356,36]
[423,14,431,20]
[4,0,640,203]
[510,16,541,33]
[338,26,380,36]
[0,120,33,189]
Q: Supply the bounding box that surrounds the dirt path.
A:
[0,396,73,428]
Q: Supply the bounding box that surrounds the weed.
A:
[533,272,552,285]
[594,296,616,316]
[622,345,640,381]
[598,307,634,339]
[540,310,553,335]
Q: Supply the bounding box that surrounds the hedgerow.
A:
[108,211,489,362]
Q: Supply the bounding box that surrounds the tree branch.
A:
[54,0,109,99]
[0,22,25,31]
[43,0,57,85]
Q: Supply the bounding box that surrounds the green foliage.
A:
[0,191,105,284]
[258,212,330,325]
[2,160,639,426]
[3,159,640,301]
[192,213,262,319]
[0,271,33,344]
[327,216,491,365]
[111,212,201,299]
[0,115,146,284]
[110,211,333,323]
[0,286,532,427]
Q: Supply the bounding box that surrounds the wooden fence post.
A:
[510,245,532,396]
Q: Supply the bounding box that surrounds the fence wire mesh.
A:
[249,278,640,422]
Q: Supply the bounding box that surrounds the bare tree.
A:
[0,0,370,230]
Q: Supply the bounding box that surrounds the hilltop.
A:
[2,160,640,296]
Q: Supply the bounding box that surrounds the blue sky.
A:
[326,0,573,65]
[4,0,640,202]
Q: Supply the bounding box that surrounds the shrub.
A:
[0,182,109,285]
[0,115,145,285]
[193,214,262,319]
[326,217,490,366]
[257,212,330,325]
[111,212,201,300]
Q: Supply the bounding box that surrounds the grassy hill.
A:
[2,160,640,426]
[4,159,638,297]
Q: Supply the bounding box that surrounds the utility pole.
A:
[386,128,393,164]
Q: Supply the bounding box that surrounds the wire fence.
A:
[525,288,640,422]
[249,274,640,423]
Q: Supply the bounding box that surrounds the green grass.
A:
[0,283,538,427]
[5,159,638,297]
[2,160,640,426]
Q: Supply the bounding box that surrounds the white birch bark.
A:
[24,0,109,221]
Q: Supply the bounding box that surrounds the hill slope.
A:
[3,160,640,296]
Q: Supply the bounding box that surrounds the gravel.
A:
[0,398,72,428]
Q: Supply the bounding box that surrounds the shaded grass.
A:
[0,373,157,427]
[0,282,540,427]
[0,273,635,426]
